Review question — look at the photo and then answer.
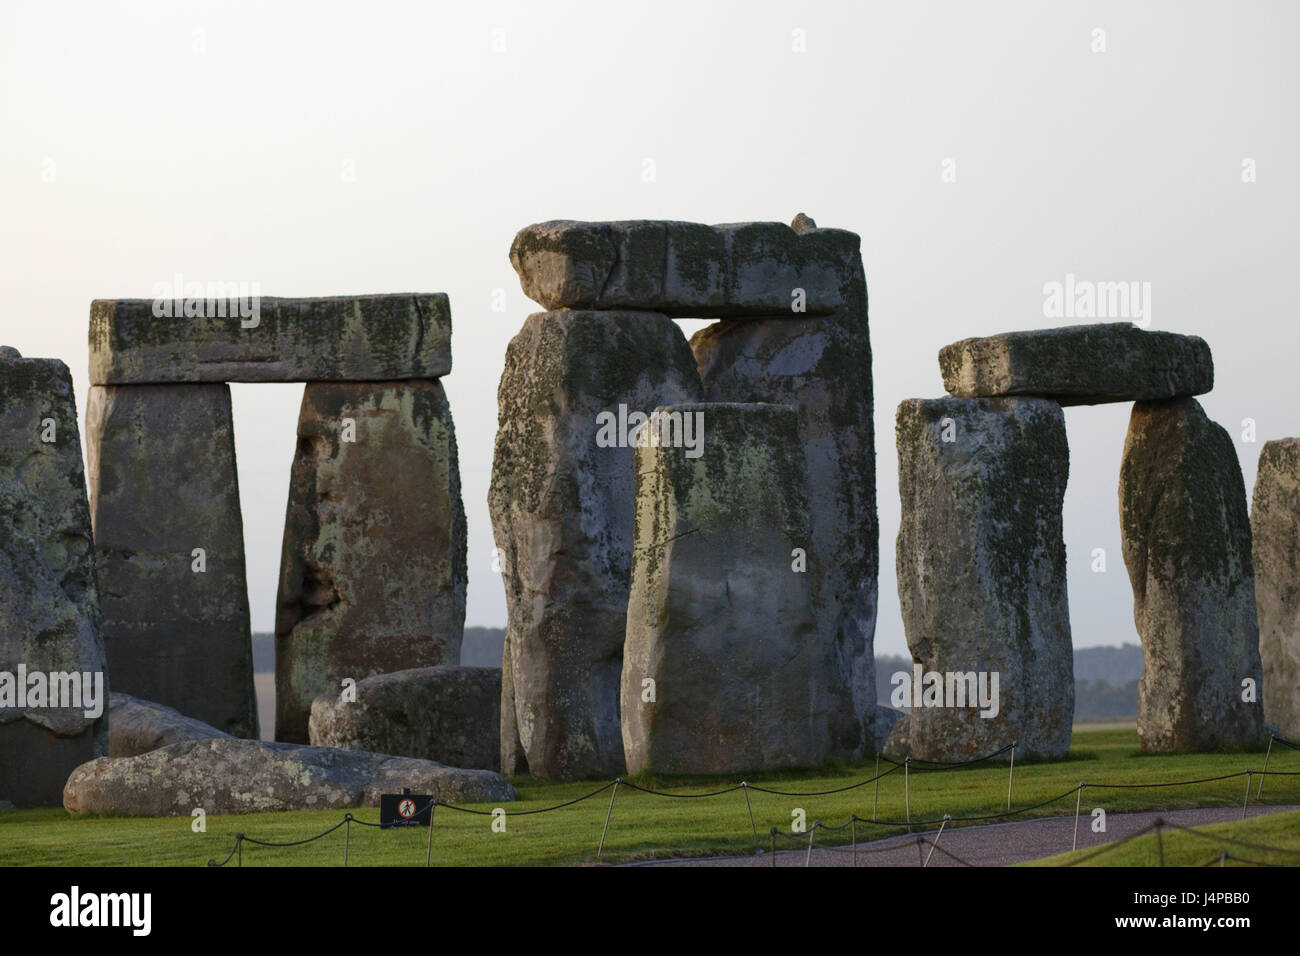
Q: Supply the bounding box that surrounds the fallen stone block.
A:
[63,737,515,816]
[1252,438,1300,740]
[939,323,1213,406]
[276,380,466,743]
[622,402,830,775]
[1120,398,1265,752]
[509,219,861,317]
[108,692,233,757]
[0,349,108,807]
[895,397,1073,761]
[86,383,258,739]
[89,294,451,384]
[489,310,702,779]
[309,666,500,772]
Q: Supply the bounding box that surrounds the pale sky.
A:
[2,1,1296,656]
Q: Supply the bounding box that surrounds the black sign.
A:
[379,789,433,828]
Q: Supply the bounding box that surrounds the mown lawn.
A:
[1,729,1296,867]
[1025,808,1300,866]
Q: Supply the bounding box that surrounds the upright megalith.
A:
[86,384,257,739]
[276,380,466,743]
[1252,439,1300,739]
[895,397,1073,761]
[939,323,1213,406]
[690,215,877,758]
[0,350,108,807]
[622,403,828,775]
[1119,398,1264,752]
[489,310,702,779]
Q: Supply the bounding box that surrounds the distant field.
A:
[2,729,1296,867]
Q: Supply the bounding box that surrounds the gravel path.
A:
[628,804,1299,867]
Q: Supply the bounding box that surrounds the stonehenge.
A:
[1119,399,1263,751]
[895,397,1073,760]
[893,323,1267,758]
[621,403,826,775]
[275,379,466,742]
[0,350,108,807]
[86,383,257,738]
[1252,439,1300,739]
[494,215,879,778]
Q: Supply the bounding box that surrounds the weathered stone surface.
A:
[1253,439,1300,739]
[1120,398,1265,752]
[89,294,451,384]
[690,241,876,759]
[489,310,702,779]
[63,737,515,816]
[509,220,861,317]
[276,380,466,743]
[895,397,1073,761]
[86,384,257,738]
[0,353,108,807]
[622,402,829,775]
[108,692,232,757]
[873,705,905,752]
[939,323,1213,406]
[309,666,500,771]
[882,714,911,758]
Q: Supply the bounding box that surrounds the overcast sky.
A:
[3,1,1296,656]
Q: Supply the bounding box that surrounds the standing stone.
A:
[276,380,466,743]
[86,384,257,739]
[309,666,500,771]
[489,310,702,779]
[690,225,876,759]
[895,397,1073,761]
[622,403,827,775]
[1119,398,1264,752]
[1252,439,1300,739]
[0,352,108,807]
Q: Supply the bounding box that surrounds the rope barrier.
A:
[204,737,1300,868]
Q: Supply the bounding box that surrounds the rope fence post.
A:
[343,813,352,867]
[904,757,911,832]
[770,827,777,868]
[237,834,243,868]
[426,799,437,867]
[597,778,621,861]
[1258,737,1273,798]
[741,781,760,853]
[851,815,858,868]
[1072,783,1085,853]
[1242,771,1252,820]
[923,814,951,868]
[872,752,881,822]
[1006,741,1016,810]
[805,822,817,867]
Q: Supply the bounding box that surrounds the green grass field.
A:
[1026,808,1300,867]
[2,729,1296,867]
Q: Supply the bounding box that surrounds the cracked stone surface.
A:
[108,692,233,757]
[310,666,500,771]
[0,351,107,806]
[621,402,831,775]
[87,383,257,739]
[276,380,466,743]
[63,737,515,816]
[489,310,702,779]
[939,323,1213,406]
[1120,398,1264,752]
[895,397,1073,761]
[89,294,451,384]
[509,220,862,318]
[1252,438,1300,739]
